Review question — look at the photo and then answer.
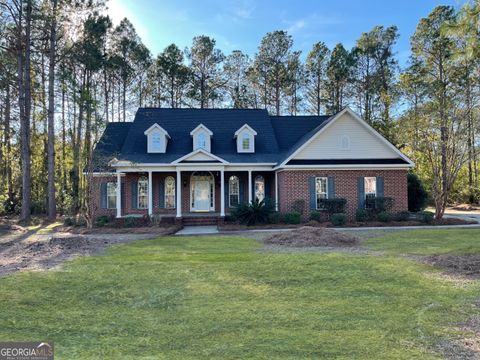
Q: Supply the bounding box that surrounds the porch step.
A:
[182,216,219,226]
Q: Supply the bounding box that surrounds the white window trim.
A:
[164,176,176,209]
[364,177,377,209]
[106,182,117,209]
[138,177,148,209]
[254,175,265,202]
[315,177,328,210]
[229,176,240,207]
[144,123,170,154]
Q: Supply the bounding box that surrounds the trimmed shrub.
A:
[418,211,434,224]
[64,217,75,226]
[291,199,306,215]
[377,211,392,222]
[121,215,150,228]
[284,211,301,224]
[365,197,395,214]
[231,198,275,226]
[309,211,322,222]
[394,211,411,222]
[319,198,347,216]
[408,172,428,212]
[331,213,347,226]
[268,212,281,224]
[95,215,112,227]
[355,208,368,222]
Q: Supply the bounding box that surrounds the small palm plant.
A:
[231,198,275,225]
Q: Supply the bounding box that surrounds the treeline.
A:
[0,0,478,222]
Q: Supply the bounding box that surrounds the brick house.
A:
[89,107,414,224]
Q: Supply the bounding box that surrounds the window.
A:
[138,176,148,209]
[242,134,250,150]
[315,177,328,210]
[151,132,162,151]
[164,176,175,209]
[254,175,265,202]
[229,176,240,207]
[107,182,117,209]
[340,135,350,150]
[197,133,206,150]
[365,177,377,209]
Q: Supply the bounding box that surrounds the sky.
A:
[107,0,465,68]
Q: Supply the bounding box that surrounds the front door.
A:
[194,180,210,211]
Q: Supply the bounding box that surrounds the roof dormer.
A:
[190,124,213,152]
[144,123,170,153]
[234,124,257,153]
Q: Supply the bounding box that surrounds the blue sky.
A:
[108,0,464,68]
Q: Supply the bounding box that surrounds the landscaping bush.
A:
[394,211,411,222]
[268,212,281,224]
[95,215,112,227]
[355,208,368,222]
[319,198,347,216]
[309,211,322,222]
[231,198,275,226]
[377,211,392,222]
[408,171,428,212]
[291,199,306,215]
[123,215,150,228]
[64,217,76,226]
[284,211,301,224]
[418,211,434,224]
[365,197,394,214]
[331,213,347,226]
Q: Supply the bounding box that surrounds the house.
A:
[90,107,414,224]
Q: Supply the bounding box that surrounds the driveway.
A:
[443,208,480,223]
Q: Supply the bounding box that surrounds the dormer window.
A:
[190,124,213,152]
[144,123,170,153]
[235,124,257,153]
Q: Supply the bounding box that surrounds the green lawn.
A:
[0,230,479,359]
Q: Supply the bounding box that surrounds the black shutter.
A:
[239,179,245,204]
[309,176,316,209]
[159,178,165,208]
[376,176,384,197]
[327,176,335,199]
[100,183,107,208]
[358,177,365,209]
[131,181,138,209]
[121,183,125,213]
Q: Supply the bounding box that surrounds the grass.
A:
[0,231,479,359]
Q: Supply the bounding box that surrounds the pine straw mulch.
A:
[262,226,359,247]
[421,255,480,279]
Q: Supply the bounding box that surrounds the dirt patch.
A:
[262,226,359,247]
[0,226,180,277]
[451,204,480,212]
[422,255,480,278]
[55,225,180,234]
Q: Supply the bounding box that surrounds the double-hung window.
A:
[106,182,117,209]
[138,177,148,209]
[229,176,240,207]
[364,177,377,209]
[315,177,328,209]
[165,176,175,209]
[254,175,265,202]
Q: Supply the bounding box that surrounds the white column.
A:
[116,172,122,218]
[220,169,225,216]
[176,169,182,218]
[248,170,252,203]
[148,171,153,216]
[275,171,279,211]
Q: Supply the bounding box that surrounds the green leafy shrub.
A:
[355,208,368,222]
[268,212,281,224]
[418,211,434,224]
[284,211,301,224]
[64,217,76,226]
[331,213,347,226]
[377,211,392,222]
[231,198,275,226]
[365,197,395,214]
[291,199,306,215]
[319,198,347,216]
[394,211,411,222]
[94,215,112,227]
[309,211,322,222]
[408,172,428,212]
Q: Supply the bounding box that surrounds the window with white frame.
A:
[107,182,117,209]
[364,177,377,209]
[254,175,265,202]
[229,176,240,207]
[138,176,148,209]
[242,134,250,151]
[197,133,206,150]
[315,177,328,209]
[165,176,175,209]
[151,132,162,151]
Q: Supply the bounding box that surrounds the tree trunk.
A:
[4,84,13,200]
[47,0,58,221]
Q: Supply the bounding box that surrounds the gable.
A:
[172,149,228,164]
[293,111,401,160]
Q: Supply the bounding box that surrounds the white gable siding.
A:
[185,152,216,161]
[293,112,399,160]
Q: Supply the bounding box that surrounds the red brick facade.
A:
[90,169,408,221]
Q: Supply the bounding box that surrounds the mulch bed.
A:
[55,225,182,234]
[262,226,359,247]
[422,255,480,278]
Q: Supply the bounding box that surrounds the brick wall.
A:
[277,169,408,219]
[89,175,118,218]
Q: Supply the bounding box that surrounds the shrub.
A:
[268,212,281,224]
[377,211,392,222]
[123,215,150,228]
[365,197,395,214]
[418,211,434,224]
[319,198,347,216]
[291,199,306,215]
[95,215,111,227]
[284,211,301,224]
[64,217,75,226]
[408,172,428,212]
[331,213,347,226]
[309,211,322,222]
[394,211,411,222]
[231,198,275,226]
[355,208,368,222]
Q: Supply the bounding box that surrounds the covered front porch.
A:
[111,165,276,220]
